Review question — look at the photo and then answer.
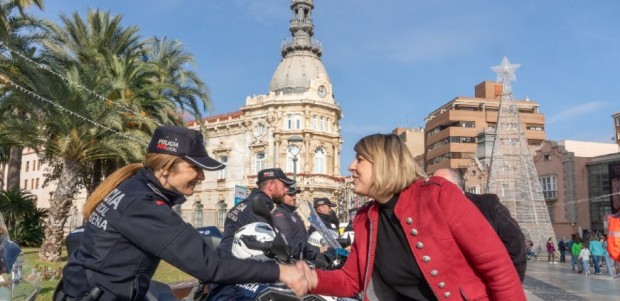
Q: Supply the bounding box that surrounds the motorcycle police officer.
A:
[309,198,340,235]
[55,126,308,301]
[272,186,324,261]
[218,168,295,259]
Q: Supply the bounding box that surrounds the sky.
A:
[30,0,620,175]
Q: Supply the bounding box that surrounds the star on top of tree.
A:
[491,56,520,83]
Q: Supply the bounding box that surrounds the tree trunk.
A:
[6,145,22,190]
[38,159,80,262]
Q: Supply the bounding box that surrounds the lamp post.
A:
[193,197,204,227]
[217,194,227,228]
[287,135,304,182]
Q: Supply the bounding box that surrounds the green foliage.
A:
[13,207,47,246]
[0,189,46,246]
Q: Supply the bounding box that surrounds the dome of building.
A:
[268,0,331,96]
[269,50,330,94]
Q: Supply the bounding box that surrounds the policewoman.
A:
[56,125,307,301]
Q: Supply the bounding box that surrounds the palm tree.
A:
[12,8,215,261]
[0,189,47,246]
[143,36,213,123]
[0,0,45,190]
[34,9,154,261]
[0,188,35,230]
[0,0,44,41]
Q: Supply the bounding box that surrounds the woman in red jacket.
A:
[303,133,525,301]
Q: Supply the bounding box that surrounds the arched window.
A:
[255,152,265,174]
[314,147,326,174]
[286,145,301,173]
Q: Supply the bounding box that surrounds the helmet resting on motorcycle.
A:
[232,222,275,261]
[307,231,327,248]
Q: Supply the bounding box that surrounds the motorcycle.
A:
[0,212,40,301]
[202,198,359,301]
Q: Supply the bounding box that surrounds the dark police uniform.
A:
[61,169,279,301]
[309,212,339,235]
[218,189,274,259]
[272,203,320,260]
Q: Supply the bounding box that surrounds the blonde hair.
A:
[354,133,426,197]
[83,153,183,218]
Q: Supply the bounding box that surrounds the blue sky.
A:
[32,0,620,175]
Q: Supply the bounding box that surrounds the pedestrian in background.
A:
[588,236,604,275]
[558,237,567,263]
[571,237,583,273]
[600,235,615,276]
[546,237,557,264]
[578,243,591,275]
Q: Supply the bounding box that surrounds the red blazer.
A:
[312,176,526,301]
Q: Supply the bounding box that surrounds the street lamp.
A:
[193,197,204,227]
[287,135,304,182]
[217,194,227,228]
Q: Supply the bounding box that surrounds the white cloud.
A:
[546,101,607,124]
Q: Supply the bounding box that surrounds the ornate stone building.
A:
[185,0,344,227]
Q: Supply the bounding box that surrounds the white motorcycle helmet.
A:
[232,222,276,261]
[307,231,327,248]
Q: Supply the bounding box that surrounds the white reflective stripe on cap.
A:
[184,156,226,171]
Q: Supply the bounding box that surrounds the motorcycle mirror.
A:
[270,233,291,262]
[252,198,274,226]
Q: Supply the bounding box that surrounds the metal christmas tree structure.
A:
[486,57,556,253]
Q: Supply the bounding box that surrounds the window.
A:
[327,118,331,132]
[427,127,441,138]
[313,147,326,173]
[539,175,557,199]
[543,154,551,161]
[285,113,302,130]
[616,117,620,126]
[255,123,266,137]
[312,115,318,130]
[25,161,30,172]
[255,152,265,174]
[320,116,326,131]
[466,186,481,194]
[218,156,228,179]
[286,146,301,173]
[460,121,475,128]
[547,204,555,222]
[526,124,544,131]
[24,179,28,190]
[36,178,40,189]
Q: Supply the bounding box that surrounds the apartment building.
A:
[424,81,546,174]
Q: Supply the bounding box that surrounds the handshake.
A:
[279,261,319,297]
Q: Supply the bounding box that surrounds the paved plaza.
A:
[523,259,618,300]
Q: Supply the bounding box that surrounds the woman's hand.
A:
[279,262,311,296]
[297,260,318,291]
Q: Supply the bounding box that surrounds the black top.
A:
[218,189,274,259]
[558,240,567,251]
[309,212,339,235]
[464,192,527,281]
[373,195,436,301]
[272,203,320,260]
[62,169,279,301]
